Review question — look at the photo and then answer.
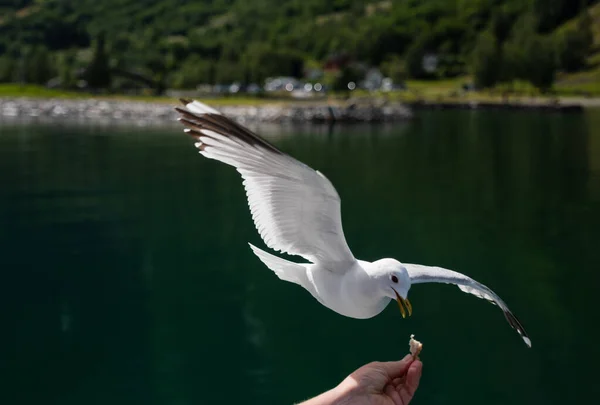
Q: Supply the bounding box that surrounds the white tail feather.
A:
[249,243,306,284]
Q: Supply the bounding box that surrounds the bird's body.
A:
[175,99,532,348]
[252,248,395,319]
[309,260,392,319]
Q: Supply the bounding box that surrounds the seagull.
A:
[175,99,532,348]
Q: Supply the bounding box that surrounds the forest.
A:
[0,0,597,94]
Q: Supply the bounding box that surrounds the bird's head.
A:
[371,258,412,318]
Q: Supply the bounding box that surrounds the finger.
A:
[377,354,414,380]
[392,376,406,387]
[406,360,423,393]
[399,361,423,404]
[385,383,403,405]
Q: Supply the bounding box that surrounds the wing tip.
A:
[174,106,190,117]
[504,310,532,348]
[175,99,222,116]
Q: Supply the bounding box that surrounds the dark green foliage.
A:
[242,44,305,83]
[56,51,77,89]
[405,34,433,79]
[471,30,500,89]
[380,54,407,84]
[173,55,214,88]
[0,0,596,90]
[500,14,537,83]
[22,46,55,85]
[490,8,514,44]
[524,35,557,92]
[500,41,523,84]
[85,34,111,90]
[214,59,245,84]
[499,14,558,92]
[0,0,33,7]
[556,9,594,72]
[577,6,595,51]
[0,56,15,83]
[556,30,590,72]
[332,64,363,91]
[534,0,596,33]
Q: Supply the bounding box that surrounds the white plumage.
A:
[176,99,531,348]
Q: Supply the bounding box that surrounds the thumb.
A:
[376,354,414,379]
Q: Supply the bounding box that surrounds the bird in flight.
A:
[175,99,531,348]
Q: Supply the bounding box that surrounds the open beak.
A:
[392,288,412,318]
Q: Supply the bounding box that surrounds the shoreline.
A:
[405,99,586,112]
[0,97,414,125]
[0,96,594,126]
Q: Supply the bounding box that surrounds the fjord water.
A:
[1,110,599,405]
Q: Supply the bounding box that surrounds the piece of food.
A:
[409,334,423,359]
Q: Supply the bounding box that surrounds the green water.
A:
[1,111,599,405]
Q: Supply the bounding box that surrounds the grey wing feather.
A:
[405,263,531,348]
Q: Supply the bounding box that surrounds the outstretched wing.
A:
[175,99,356,269]
[405,263,531,348]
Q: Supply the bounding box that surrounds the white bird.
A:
[175,99,531,348]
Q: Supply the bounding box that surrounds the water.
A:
[1,110,599,405]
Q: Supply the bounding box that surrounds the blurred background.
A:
[0,0,599,99]
[1,2,600,405]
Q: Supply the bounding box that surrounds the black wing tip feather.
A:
[503,310,532,348]
[476,282,532,348]
[174,107,199,124]
[174,100,284,155]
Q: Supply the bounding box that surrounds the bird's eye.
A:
[391,275,399,283]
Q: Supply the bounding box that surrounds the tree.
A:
[173,55,214,89]
[534,0,592,33]
[24,46,54,84]
[534,0,565,32]
[242,44,305,83]
[380,54,407,84]
[0,0,589,90]
[405,34,433,79]
[214,59,245,84]
[85,33,111,90]
[471,30,501,89]
[490,7,513,44]
[556,30,588,72]
[524,35,556,92]
[499,14,533,83]
[577,6,594,51]
[500,40,523,83]
[332,63,363,92]
[0,55,15,83]
[556,8,594,72]
[145,51,174,95]
[499,13,557,92]
[56,50,76,88]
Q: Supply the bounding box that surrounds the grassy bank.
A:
[0,84,287,106]
[0,84,282,106]
[1,82,599,109]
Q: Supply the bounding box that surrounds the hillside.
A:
[0,0,598,94]
[555,1,600,95]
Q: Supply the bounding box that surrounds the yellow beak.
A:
[392,288,412,318]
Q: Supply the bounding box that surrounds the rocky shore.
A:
[406,99,585,112]
[0,97,414,125]
[1,96,589,127]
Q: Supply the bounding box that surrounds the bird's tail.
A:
[249,243,306,284]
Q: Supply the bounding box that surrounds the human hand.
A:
[299,354,422,405]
